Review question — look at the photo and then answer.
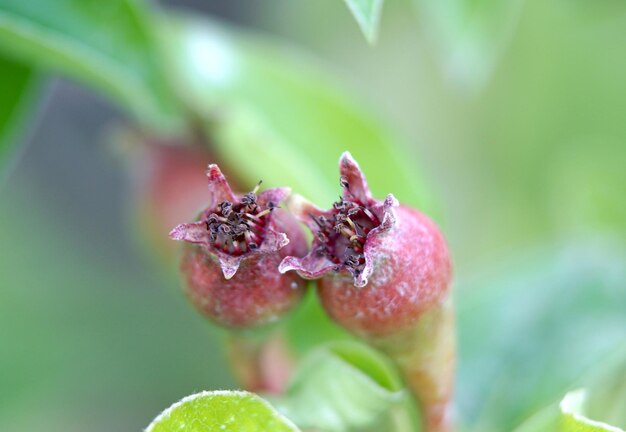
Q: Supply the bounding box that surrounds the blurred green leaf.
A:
[0,188,235,431]
[512,403,560,432]
[271,341,418,432]
[413,0,524,91]
[0,56,38,178]
[513,348,626,432]
[214,107,333,203]
[157,14,435,213]
[283,289,352,357]
[147,391,300,432]
[343,0,384,44]
[457,238,626,432]
[560,389,624,432]
[550,142,626,237]
[0,0,182,131]
[583,352,626,431]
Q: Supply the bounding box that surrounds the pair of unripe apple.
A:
[170,152,451,342]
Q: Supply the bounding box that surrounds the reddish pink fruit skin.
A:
[317,205,452,338]
[181,210,308,329]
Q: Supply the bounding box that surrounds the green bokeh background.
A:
[1,1,625,431]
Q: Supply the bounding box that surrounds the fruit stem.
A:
[371,297,456,432]
[226,330,296,395]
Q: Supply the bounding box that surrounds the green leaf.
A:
[146,390,300,432]
[283,289,352,357]
[583,352,626,431]
[513,347,626,432]
[413,0,524,91]
[560,389,624,432]
[512,403,559,432]
[271,341,418,432]
[0,55,38,178]
[343,0,384,44]
[214,107,335,204]
[0,0,182,131]
[457,238,626,432]
[157,14,435,213]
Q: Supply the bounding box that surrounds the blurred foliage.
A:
[0,191,235,432]
[156,13,434,213]
[584,354,626,430]
[0,56,37,176]
[456,238,626,431]
[283,289,352,358]
[514,355,626,432]
[0,0,182,131]
[412,0,525,91]
[343,0,384,44]
[271,341,417,432]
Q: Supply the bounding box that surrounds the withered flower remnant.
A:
[170,165,307,329]
[279,152,452,337]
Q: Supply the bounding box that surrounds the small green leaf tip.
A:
[343,0,385,44]
[560,389,625,432]
[146,390,301,432]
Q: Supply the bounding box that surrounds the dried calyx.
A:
[169,164,307,329]
[279,152,398,287]
[170,165,293,280]
[312,178,381,278]
[205,181,276,256]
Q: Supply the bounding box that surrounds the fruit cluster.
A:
[170,152,451,334]
[169,152,454,431]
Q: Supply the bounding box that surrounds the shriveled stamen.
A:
[256,208,273,218]
[362,208,377,223]
[345,254,360,267]
[310,179,382,276]
[244,213,264,225]
[339,226,356,239]
[220,201,233,217]
[311,214,329,229]
[350,234,364,244]
[345,216,357,232]
[203,180,272,256]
